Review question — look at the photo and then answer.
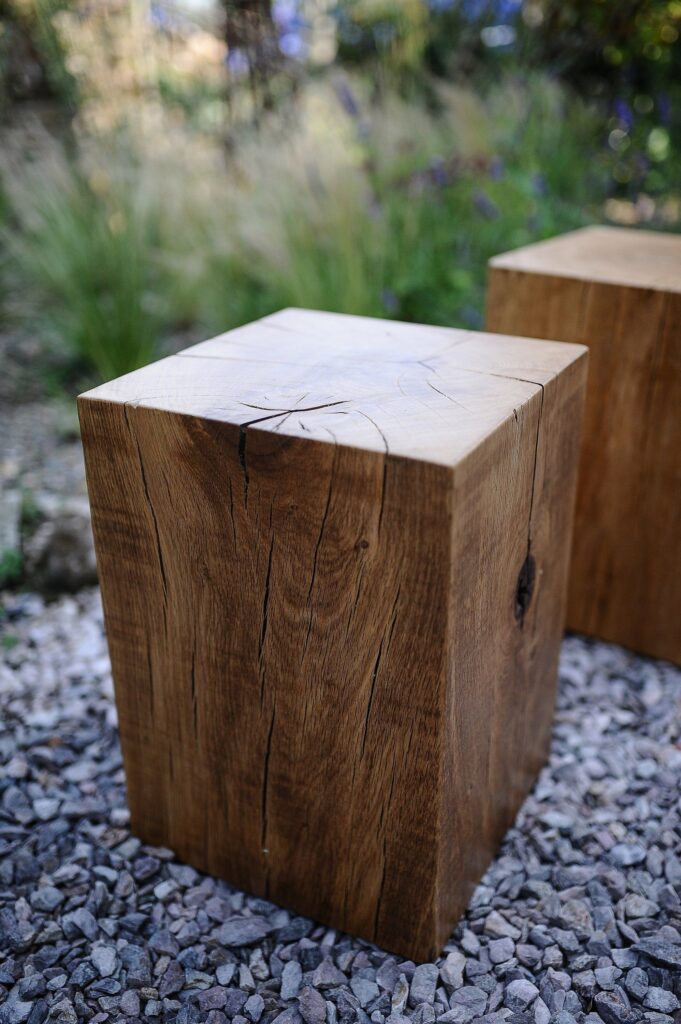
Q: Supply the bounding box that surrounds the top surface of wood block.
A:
[81,308,585,467]
[490,225,681,294]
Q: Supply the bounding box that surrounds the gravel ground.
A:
[1,589,680,1024]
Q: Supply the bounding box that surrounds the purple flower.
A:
[150,2,177,30]
[614,97,634,131]
[493,0,522,23]
[226,47,250,76]
[273,0,298,31]
[488,156,505,180]
[657,93,672,127]
[279,31,305,59]
[473,189,500,219]
[334,79,360,119]
[381,289,399,315]
[532,172,547,196]
[460,0,487,21]
[427,156,449,187]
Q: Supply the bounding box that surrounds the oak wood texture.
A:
[487,226,681,664]
[78,308,587,961]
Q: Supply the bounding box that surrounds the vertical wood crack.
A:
[123,404,168,634]
[259,536,275,706]
[354,411,390,536]
[360,640,384,759]
[227,476,237,550]
[516,386,544,628]
[303,447,337,656]
[360,586,401,758]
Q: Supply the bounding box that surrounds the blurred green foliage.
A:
[0,0,679,383]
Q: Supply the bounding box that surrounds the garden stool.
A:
[487,226,681,665]
[79,308,587,960]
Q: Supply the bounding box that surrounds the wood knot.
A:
[515,553,536,625]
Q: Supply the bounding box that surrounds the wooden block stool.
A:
[487,226,681,664]
[79,308,587,960]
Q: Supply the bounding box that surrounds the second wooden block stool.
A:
[79,309,587,960]
[487,226,681,664]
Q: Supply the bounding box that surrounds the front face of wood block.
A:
[79,309,587,960]
[487,226,681,664]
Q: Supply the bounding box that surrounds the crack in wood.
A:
[386,585,401,648]
[123,404,169,632]
[426,377,471,412]
[227,476,237,549]
[240,400,350,414]
[354,411,390,536]
[238,402,349,508]
[516,385,544,628]
[259,537,275,706]
[303,450,337,656]
[360,639,384,759]
[346,563,366,635]
[361,584,401,758]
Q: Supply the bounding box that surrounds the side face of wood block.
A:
[486,226,681,664]
[79,309,587,960]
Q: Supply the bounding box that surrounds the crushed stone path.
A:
[0,589,680,1024]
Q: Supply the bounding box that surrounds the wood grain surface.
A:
[487,226,681,665]
[79,309,587,960]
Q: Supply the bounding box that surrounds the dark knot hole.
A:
[515,553,536,625]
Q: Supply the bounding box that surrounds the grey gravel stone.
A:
[61,907,98,941]
[159,960,185,997]
[217,963,237,986]
[199,987,228,1011]
[609,844,647,868]
[218,917,274,946]
[488,939,514,965]
[634,939,681,969]
[313,959,346,990]
[351,977,380,1008]
[643,989,679,1013]
[440,952,466,991]
[29,887,64,913]
[624,968,648,1002]
[224,989,249,1017]
[119,990,140,1016]
[504,980,538,1012]
[594,990,638,1024]
[244,994,265,1022]
[299,986,327,1024]
[594,966,621,991]
[391,976,409,1014]
[410,965,439,1007]
[90,946,117,978]
[0,1003,33,1024]
[450,986,487,1021]
[281,961,303,1000]
[484,913,520,941]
